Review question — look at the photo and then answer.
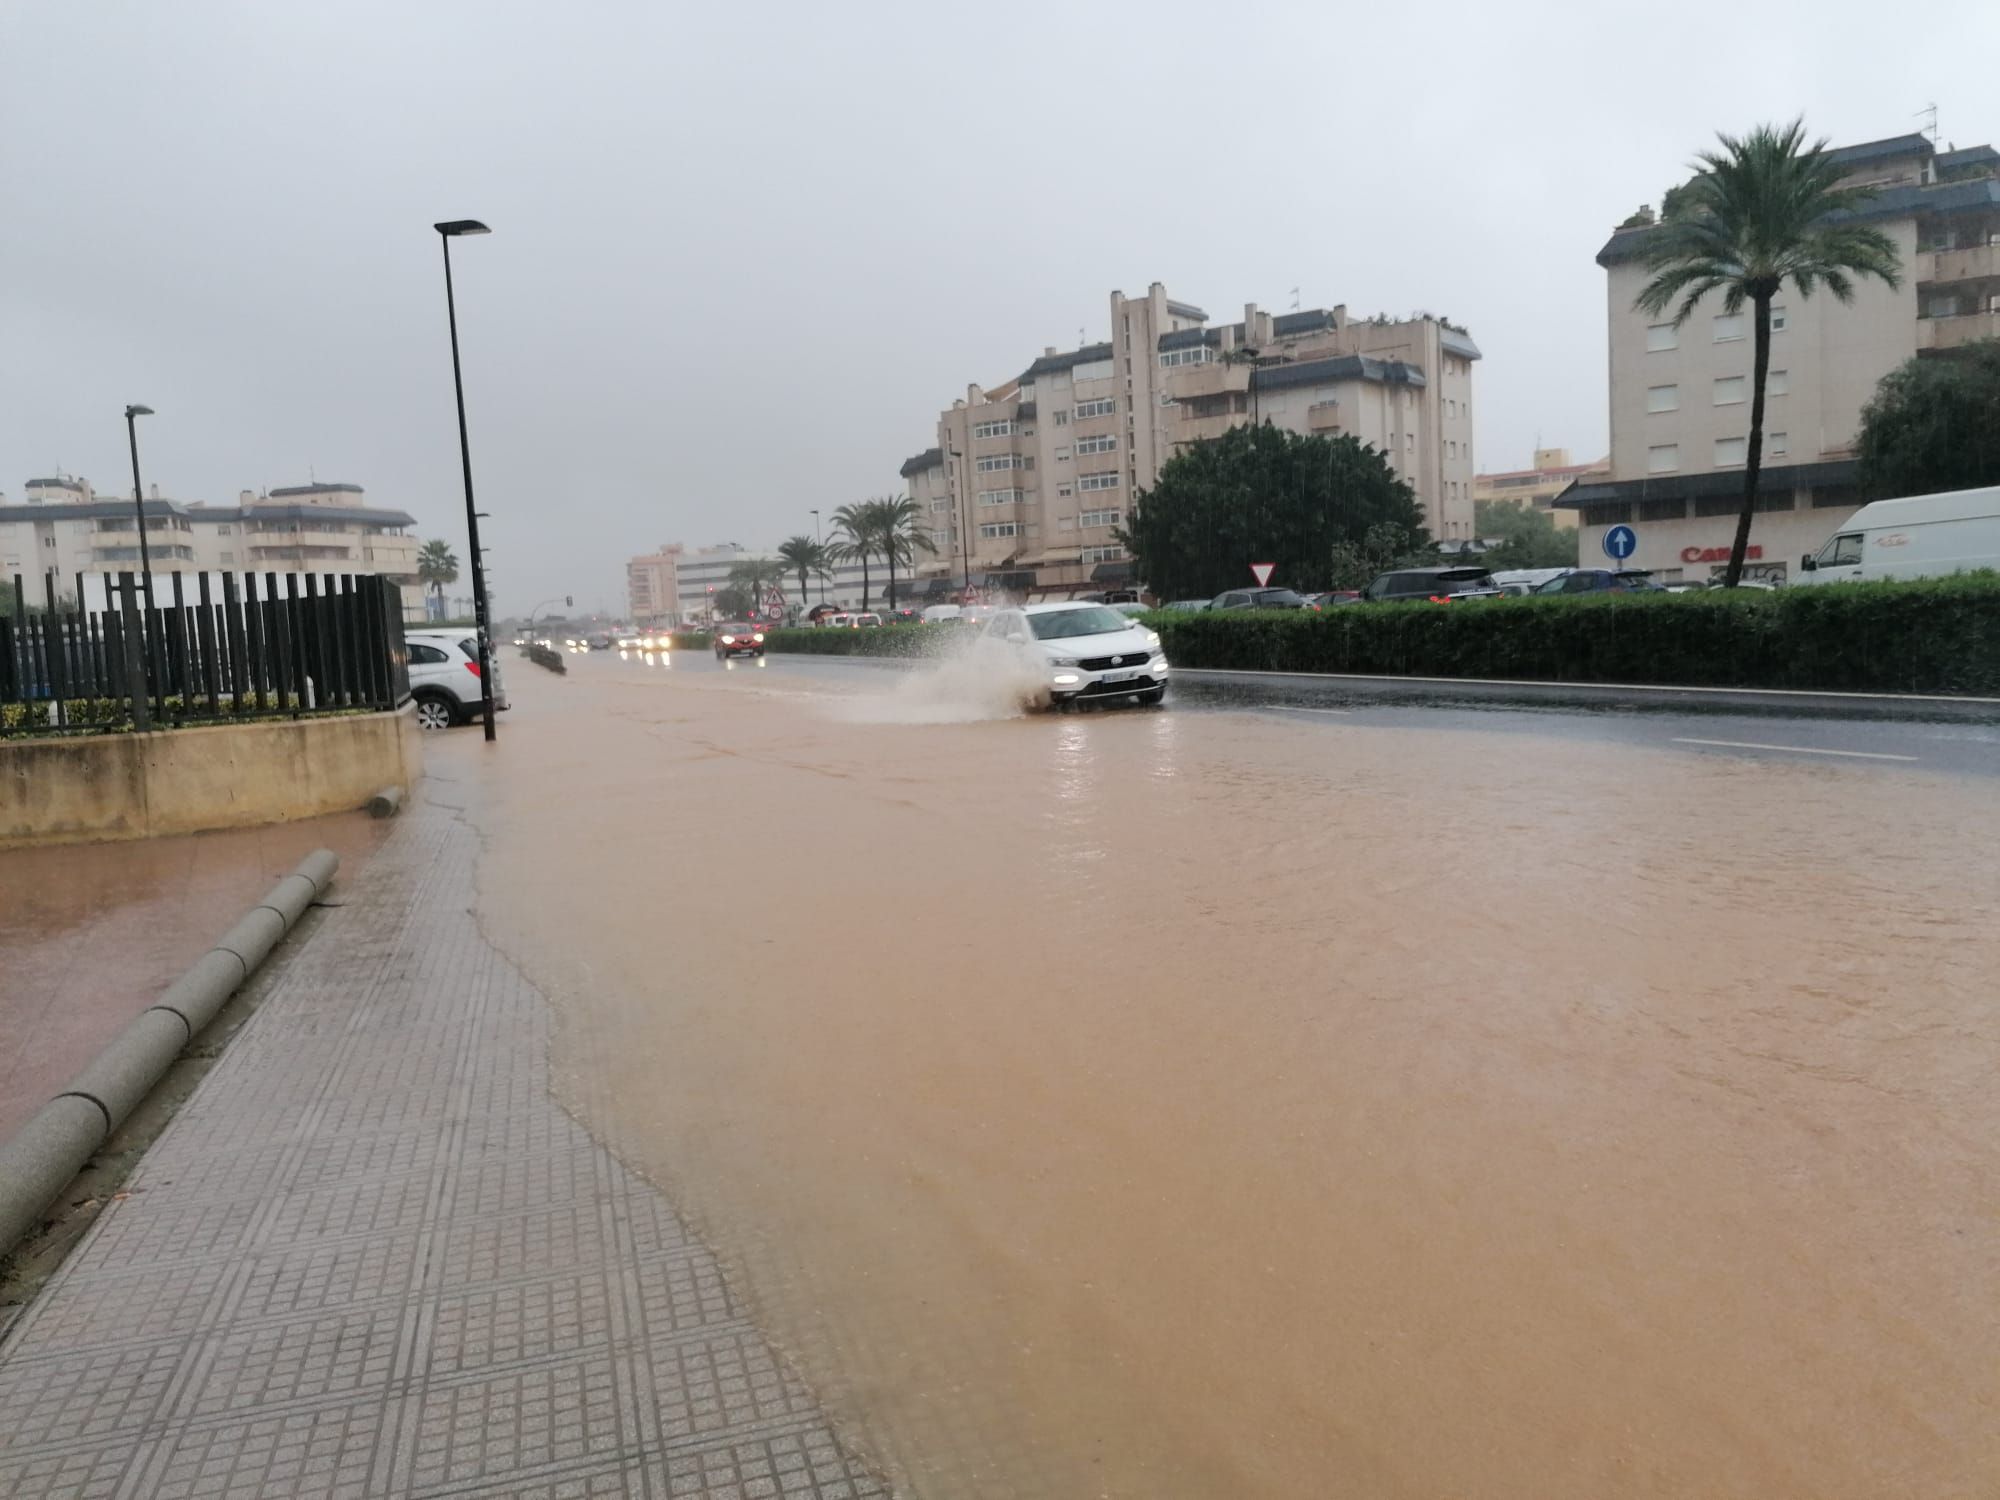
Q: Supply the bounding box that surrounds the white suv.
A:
[406,630,509,730]
[983,602,1169,708]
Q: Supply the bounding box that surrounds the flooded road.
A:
[461,647,2000,1498]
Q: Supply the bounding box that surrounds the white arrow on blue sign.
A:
[1602,524,1638,561]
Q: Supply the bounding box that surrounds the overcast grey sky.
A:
[5,2,1994,612]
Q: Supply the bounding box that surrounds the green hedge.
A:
[667,632,711,650]
[2,694,346,735]
[763,625,942,658]
[1145,575,2000,695]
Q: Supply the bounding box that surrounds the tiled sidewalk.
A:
[0,787,890,1500]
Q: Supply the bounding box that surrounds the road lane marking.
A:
[1670,737,1919,762]
[1271,706,1351,715]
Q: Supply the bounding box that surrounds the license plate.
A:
[1100,669,1138,683]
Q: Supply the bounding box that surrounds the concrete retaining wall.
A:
[0,707,421,848]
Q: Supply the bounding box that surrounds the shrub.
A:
[763,624,941,658]
[1145,575,2000,695]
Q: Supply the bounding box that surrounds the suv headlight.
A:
[1144,630,1162,649]
[1049,656,1080,668]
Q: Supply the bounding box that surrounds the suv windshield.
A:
[1250,589,1308,607]
[1030,607,1131,640]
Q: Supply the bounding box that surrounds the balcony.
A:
[1175,412,1242,445]
[1306,401,1342,433]
[1165,362,1252,401]
[1916,309,2000,351]
[1917,244,2000,284]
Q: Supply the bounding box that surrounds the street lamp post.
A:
[810,509,823,605]
[123,405,157,617]
[434,218,496,742]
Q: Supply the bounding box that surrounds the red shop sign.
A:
[1680,545,1764,564]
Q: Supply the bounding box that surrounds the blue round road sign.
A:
[1603,524,1637,561]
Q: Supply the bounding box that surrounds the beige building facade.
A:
[1562,132,2000,581]
[0,477,426,616]
[1473,448,1608,530]
[626,543,682,624]
[903,282,1481,596]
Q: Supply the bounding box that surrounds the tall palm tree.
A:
[416,539,459,618]
[1635,119,1901,586]
[775,535,828,615]
[874,496,936,609]
[828,502,877,608]
[724,557,779,618]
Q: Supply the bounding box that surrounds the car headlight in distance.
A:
[719,635,735,645]
[753,633,765,643]
[1052,672,1081,686]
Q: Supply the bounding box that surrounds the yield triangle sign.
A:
[1249,562,1276,586]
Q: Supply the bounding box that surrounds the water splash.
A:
[828,633,1050,724]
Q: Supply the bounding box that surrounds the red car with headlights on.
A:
[713,622,767,660]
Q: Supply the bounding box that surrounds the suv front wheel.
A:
[413,692,459,731]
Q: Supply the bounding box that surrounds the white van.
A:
[1797,485,2000,585]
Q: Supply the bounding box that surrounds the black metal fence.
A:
[1,571,410,736]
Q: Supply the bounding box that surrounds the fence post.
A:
[168,572,190,722]
[119,573,151,733]
[43,572,68,729]
[223,572,247,708]
[197,572,221,715]
[282,574,306,716]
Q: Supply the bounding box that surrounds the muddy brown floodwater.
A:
[460,650,2000,1499]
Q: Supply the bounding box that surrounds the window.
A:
[1770,306,1788,332]
[931,529,954,548]
[1768,369,1789,396]
[930,497,951,512]
[1158,346,1214,367]
[1053,445,1070,461]
[1637,497,1685,522]
[1080,545,1124,564]
[1075,435,1117,455]
[1646,384,1680,413]
[978,522,1019,539]
[1646,322,1679,352]
[1647,444,1679,474]
[1078,472,1120,491]
[1820,533,1864,566]
[1405,432,1414,451]
[1695,494,1738,517]
[977,489,1022,506]
[217,524,233,535]
[1074,398,1116,419]
[1714,436,1747,466]
[1713,313,1746,342]
[409,643,450,664]
[1072,358,1114,382]
[1713,376,1746,405]
[972,419,1016,439]
[220,550,235,564]
[1057,517,1074,531]
[974,454,1021,472]
[1768,431,1788,457]
[1078,508,1121,528]
[1056,484,1072,497]
[1053,410,1069,426]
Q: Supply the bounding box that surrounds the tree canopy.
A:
[1120,424,1430,600]
[1473,500,1579,570]
[1857,341,2000,500]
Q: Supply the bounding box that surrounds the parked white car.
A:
[982,602,1170,708]
[406,630,509,730]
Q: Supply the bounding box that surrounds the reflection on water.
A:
[471,653,2000,1499]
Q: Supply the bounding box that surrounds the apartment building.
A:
[1473,448,1608,530]
[904,282,1480,596]
[627,543,682,624]
[1560,132,2000,582]
[0,476,425,615]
